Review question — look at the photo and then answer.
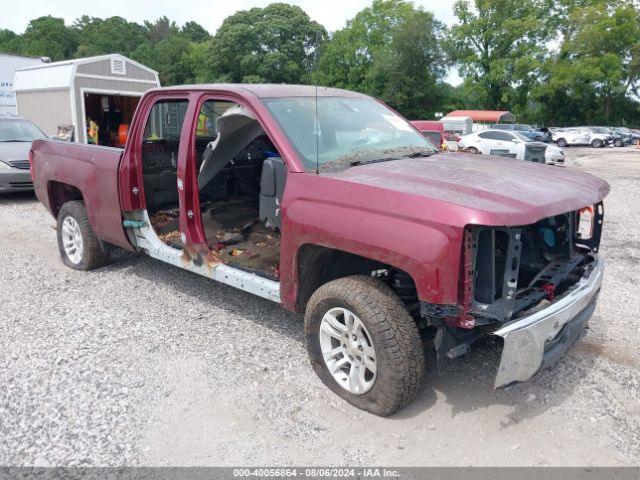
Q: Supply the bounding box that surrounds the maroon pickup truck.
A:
[30,84,609,416]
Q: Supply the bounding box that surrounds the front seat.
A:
[198,105,264,191]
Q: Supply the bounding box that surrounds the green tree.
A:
[0,30,24,55]
[144,16,180,46]
[20,16,78,60]
[132,34,194,85]
[181,21,210,43]
[313,0,416,90]
[447,0,549,111]
[313,0,447,118]
[533,1,640,124]
[132,17,211,86]
[367,9,447,118]
[207,3,326,84]
[73,16,145,57]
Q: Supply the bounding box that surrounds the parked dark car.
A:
[613,127,635,145]
[0,115,47,192]
[491,123,551,142]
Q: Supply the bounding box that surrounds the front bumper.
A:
[492,255,604,388]
[0,170,33,192]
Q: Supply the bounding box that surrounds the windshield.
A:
[264,96,437,173]
[0,119,47,142]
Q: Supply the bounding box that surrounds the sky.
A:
[0,0,462,83]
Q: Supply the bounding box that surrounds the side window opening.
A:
[196,100,285,280]
[142,99,188,246]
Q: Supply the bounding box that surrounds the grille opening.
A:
[473,229,510,303]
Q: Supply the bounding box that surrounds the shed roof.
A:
[447,110,516,123]
[13,54,158,92]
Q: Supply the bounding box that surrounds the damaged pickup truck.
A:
[30,84,609,416]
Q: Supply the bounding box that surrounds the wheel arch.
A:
[295,244,419,315]
[48,181,84,218]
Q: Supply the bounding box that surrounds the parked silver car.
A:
[457,129,548,163]
[0,115,47,192]
[551,127,611,148]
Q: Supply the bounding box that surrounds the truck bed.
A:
[31,140,132,250]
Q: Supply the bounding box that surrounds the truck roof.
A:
[151,83,368,99]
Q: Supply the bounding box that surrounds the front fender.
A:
[279,194,463,311]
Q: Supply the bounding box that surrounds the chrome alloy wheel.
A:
[61,216,83,265]
[319,307,377,395]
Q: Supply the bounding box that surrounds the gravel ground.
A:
[0,147,638,466]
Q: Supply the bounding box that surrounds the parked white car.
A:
[458,129,547,163]
[545,145,566,164]
[551,127,610,148]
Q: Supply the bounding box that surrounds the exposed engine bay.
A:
[467,203,603,325]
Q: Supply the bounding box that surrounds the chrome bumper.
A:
[493,255,604,388]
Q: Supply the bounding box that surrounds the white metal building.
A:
[0,53,49,115]
[13,54,160,144]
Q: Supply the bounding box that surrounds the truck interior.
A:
[141,99,284,280]
[83,92,139,146]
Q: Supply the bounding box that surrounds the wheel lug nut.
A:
[358,345,363,351]
[352,334,357,340]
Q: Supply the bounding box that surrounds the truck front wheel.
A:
[57,201,109,271]
[304,275,426,416]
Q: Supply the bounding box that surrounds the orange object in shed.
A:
[118,124,130,146]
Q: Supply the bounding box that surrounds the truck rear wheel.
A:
[304,275,426,416]
[57,201,109,271]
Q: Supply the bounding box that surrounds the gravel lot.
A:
[0,147,638,466]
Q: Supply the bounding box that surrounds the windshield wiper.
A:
[350,156,401,166]
[350,150,436,166]
[402,150,437,158]
[0,139,30,142]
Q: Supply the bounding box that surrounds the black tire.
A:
[304,275,426,416]
[556,138,567,147]
[534,136,544,142]
[57,201,110,270]
[614,139,623,147]
[591,139,603,148]
[466,147,479,154]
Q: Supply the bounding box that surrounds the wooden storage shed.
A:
[13,54,160,144]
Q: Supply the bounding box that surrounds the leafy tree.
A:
[185,41,212,83]
[73,16,145,57]
[447,0,550,111]
[0,30,23,55]
[314,0,447,118]
[313,0,416,90]
[207,3,326,84]
[367,9,447,118]
[132,34,194,85]
[533,1,640,124]
[181,21,210,43]
[20,16,78,60]
[144,16,180,46]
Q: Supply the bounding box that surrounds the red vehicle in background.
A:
[410,120,445,150]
